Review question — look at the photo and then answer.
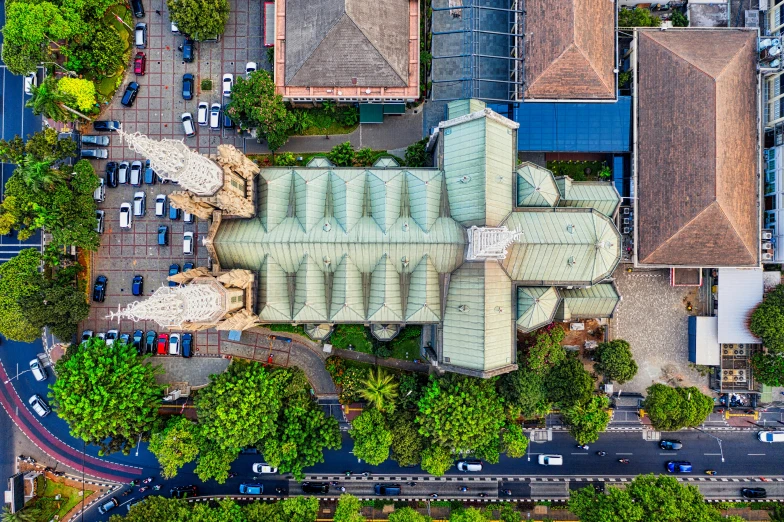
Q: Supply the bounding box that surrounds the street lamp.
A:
[135,433,143,457]
[692,427,725,462]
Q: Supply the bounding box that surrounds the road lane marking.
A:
[747,453,766,456]
[570,453,589,455]
[704,453,722,456]
[615,453,633,455]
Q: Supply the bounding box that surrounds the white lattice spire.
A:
[118,130,223,196]
[107,283,224,328]
[466,226,522,261]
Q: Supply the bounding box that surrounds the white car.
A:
[106,329,119,346]
[252,463,278,474]
[183,231,194,255]
[171,21,179,33]
[456,460,483,472]
[245,62,257,77]
[118,161,130,184]
[29,395,50,417]
[758,431,784,443]
[197,103,209,126]
[29,359,47,382]
[209,103,221,130]
[93,177,105,202]
[181,112,196,137]
[130,160,143,186]
[96,332,107,341]
[184,211,194,223]
[169,333,181,355]
[155,194,167,217]
[538,454,563,466]
[222,74,233,97]
[24,72,37,95]
[119,202,133,229]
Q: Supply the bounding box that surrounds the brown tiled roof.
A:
[524,0,615,100]
[636,30,759,267]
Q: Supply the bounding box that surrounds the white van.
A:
[133,192,146,217]
[93,177,105,202]
[119,202,132,229]
[538,454,563,466]
[183,231,194,255]
[758,431,784,443]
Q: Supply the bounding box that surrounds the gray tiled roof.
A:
[285,0,410,87]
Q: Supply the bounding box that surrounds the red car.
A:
[157,333,169,355]
[134,52,146,75]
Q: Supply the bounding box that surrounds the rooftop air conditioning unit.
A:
[763,231,773,240]
[623,218,630,225]
[763,252,774,261]
[763,242,773,250]
[623,207,631,215]
[623,227,631,234]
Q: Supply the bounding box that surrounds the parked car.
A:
[169,333,180,355]
[538,455,563,466]
[181,112,195,137]
[82,135,110,147]
[134,52,146,75]
[94,120,121,132]
[132,275,144,296]
[374,484,401,496]
[171,21,179,33]
[133,191,146,217]
[95,210,105,234]
[119,333,130,345]
[183,231,193,254]
[239,484,263,495]
[457,460,483,472]
[119,202,132,228]
[209,103,221,130]
[121,82,140,107]
[30,359,47,382]
[24,72,37,96]
[144,331,156,354]
[97,497,119,515]
[245,62,257,77]
[758,431,784,443]
[144,160,156,185]
[169,203,180,220]
[741,487,767,499]
[117,161,129,184]
[106,162,118,187]
[197,102,209,126]
[81,331,93,344]
[170,485,198,499]
[106,330,118,346]
[132,330,144,353]
[157,333,169,355]
[659,440,683,450]
[93,275,107,302]
[182,333,193,358]
[134,23,147,49]
[169,264,180,286]
[182,39,194,62]
[29,395,50,417]
[94,179,106,204]
[158,225,168,246]
[666,461,692,473]
[155,195,167,217]
[223,104,234,129]
[96,332,106,342]
[301,482,329,494]
[80,149,108,159]
[130,160,143,186]
[183,262,194,271]
[182,73,194,100]
[252,463,277,474]
[222,73,233,96]
[184,212,194,223]
[130,0,144,17]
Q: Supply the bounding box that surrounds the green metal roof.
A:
[360,104,384,123]
[293,255,328,322]
[501,209,621,285]
[446,99,487,119]
[556,177,620,218]
[368,256,404,322]
[517,163,560,207]
[405,256,441,322]
[330,256,366,322]
[259,256,292,321]
[442,112,516,227]
[516,286,560,332]
[442,261,513,371]
[555,283,620,321]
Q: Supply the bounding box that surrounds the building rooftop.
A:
[635,29,759,267]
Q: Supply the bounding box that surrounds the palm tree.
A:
[16,155,62,192]
[360,368,399,412]
[1,505,42,522]
[25,78,70,122]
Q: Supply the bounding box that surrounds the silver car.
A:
[81,135,110,146]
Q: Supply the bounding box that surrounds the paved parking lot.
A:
[98,0,265,156]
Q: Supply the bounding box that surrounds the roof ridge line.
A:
[525,42,576,94]
[715,198,758,264]
[640,31,722,81]
[713,31,756,81]
[573,43,613,97]
[285,10,350,83]
[343,14,406,85]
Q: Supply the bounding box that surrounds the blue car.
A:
[132,275,144,296]
[144,160,156,185]
[182,333,193,358]
[182,73,194,101]
[666,461,692,473]
[169,203,180,220]
[239,483,263,495]
[168,264,180,287]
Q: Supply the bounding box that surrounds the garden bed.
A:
[290,103,358,136]
[546,160,607,182]
[26,476,94,521]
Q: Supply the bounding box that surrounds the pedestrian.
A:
[155,9,161,15]
[325,134,330,140]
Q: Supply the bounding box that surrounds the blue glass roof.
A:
[489,97,631,153]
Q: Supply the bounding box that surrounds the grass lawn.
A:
[268,324,306,336]
[330,324,373,353]
[249,151,405,169]
[546,160,605,182]
[298,121,357,136]
[94,5,133,99]
[26,477,94,521]
[389,338,419,361]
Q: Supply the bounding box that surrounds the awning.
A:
[360,104,384,123]
[688,316,720,366]
[383,104,406,114]
[718,268,763,344]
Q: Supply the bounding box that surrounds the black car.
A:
[93,275,107,302]
[105,161,119,188]
[144,159,156,185]
[374,484,402,496]
[94,120,121,132]
[132,330,144,353]
[182,333,193,358]
[659,440,683,450]
[144,330,157,354]
[169,264,180,287]
[132,275,144,296]
[182,39,194,63]
[130,0,144,17]
[741,487,767,499]
[301,482,329,494]
[170,485,198,499]
[121,82,140,107]
[182,73,194,100]
[183,262,194,272]
[223,104,234,129]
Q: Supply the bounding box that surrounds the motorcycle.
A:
[459,486,469,492]
[275,487,283,494]
[705,470,717,476]
[618,459,630,464]
[337,486,346,492]
[502,489,512,496]
[430,494,438,499]
[478,493,487,498]
[345,471,352,477]
[142,477,154,484]
[153,485,162,491]
[406,482,417,487]
[227,472,238,478]
[129,480,139,487]
[138,486,149,492]
[577,444,590,450]
[596,451,607,457]
[330,481,340,486]
[121,490,132,496]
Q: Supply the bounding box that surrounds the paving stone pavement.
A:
[612,267,710,395]
[151,356,230,388]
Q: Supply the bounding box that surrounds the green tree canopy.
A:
[20,262,90,340]
[751,352,784,386]
[642,384,713,432]
[190,498,245,522]
[1,41,43,76]
[543,354,594,409]
[327,142,355,167]
[498,366,551,419]
[50,338,164,454]
[167,0,230,41]
[416,374,505,454]
[0,248,45,342]
[25,77,74,122]
[420,444,453,476]
[333,494,366,522]
[149,417,200,479]
[110,496,190,522]
[501,423,529,458]
[243,497,319,522]
[449,508,491,522]
[0,128,77,164]
[405,139,428,167]
[388,507,432,522]
[526,326,566,373]
[618,7,662,27]
[62,24,126,79]
[563,396,611,445]
[594,339,638,384]
[194,438,237,484]
[389,410,425,467]
[225,71,294,151]
[57,77,97,112]
[360,368,398,413]
[4,1,85,49]
[569,474,729,522]
[350,408,392,466]
[750,284,784,352]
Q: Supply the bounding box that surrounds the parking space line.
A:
[747,453,766,456]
